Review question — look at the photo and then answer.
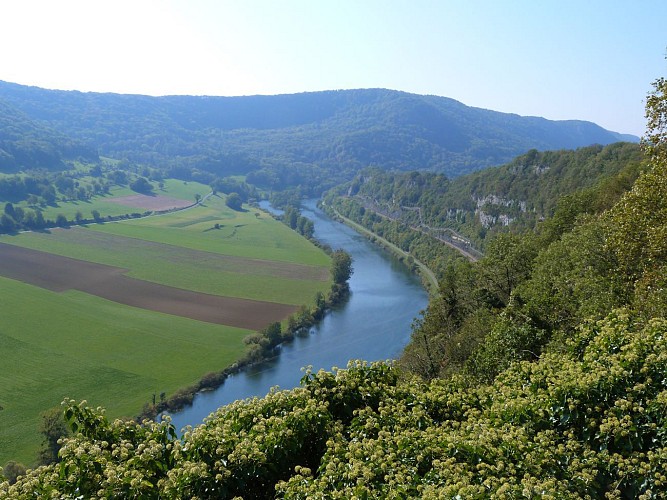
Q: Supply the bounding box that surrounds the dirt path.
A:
[106,193,194,211]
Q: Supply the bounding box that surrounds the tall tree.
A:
[1,461,26,485]
[0,213,16,233]
[38,407,69,465]
[331,250,353,285]
[606,70,667,317]
[4,202,15,219]
[129,176,153,194]
[225,192,243,211]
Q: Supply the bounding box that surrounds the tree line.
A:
[326,141,643,251]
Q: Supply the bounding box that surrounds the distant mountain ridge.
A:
[0,81,637,188]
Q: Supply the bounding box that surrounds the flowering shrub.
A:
[3,312,667,498]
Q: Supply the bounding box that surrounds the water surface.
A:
[168,199,428,430]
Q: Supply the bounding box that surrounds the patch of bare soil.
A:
[107,194,193,211]
[0,242,297,330]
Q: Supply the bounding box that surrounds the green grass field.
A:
[5,195,329,305]
[92,201,330,265]
[16,179,207,221]
[0,277,251,464]
[0,185,331,465]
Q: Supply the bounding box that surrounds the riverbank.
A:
[139,277,347,421]
[139,203,348,422]
[167,199,428,431]
[321,201,439,294]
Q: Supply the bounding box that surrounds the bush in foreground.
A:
[2,310,667,498]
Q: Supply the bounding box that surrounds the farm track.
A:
[0,242,298,330]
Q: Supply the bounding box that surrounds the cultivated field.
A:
[27,179,205,221]
[105,193,193,211]
[0,185,331,464]
[0,243,298,330]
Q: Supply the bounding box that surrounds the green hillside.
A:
[0,82,634,192]
[0,99,97,172]
[2,74,666,499]
[327,141,644,250]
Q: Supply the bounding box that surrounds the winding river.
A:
[168,199,429,431]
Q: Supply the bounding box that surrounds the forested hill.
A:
[0,81,635,190]
[326,142,644,253]
[0,99,97,172]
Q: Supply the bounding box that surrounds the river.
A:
[167,199,429,431]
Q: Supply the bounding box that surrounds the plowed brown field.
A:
[0,242,297,330]
[107,194,193,210]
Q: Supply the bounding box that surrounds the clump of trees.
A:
[0,461,26,486]
[0,162,145,233]
[210,177,256,202]
[129,176,153,194]
[0,202,48,233]
[225,192,243,211]
[0,174,57,205]
[328,248,353,304]
[281,205,314,239]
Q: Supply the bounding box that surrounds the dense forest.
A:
[1,72,666,498]
[0,81,634,194]
[324,141,646,275]
[0,100,97,172]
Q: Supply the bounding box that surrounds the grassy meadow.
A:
[0,277,251,464]
[6,194,330,304]
[0,183,331,465]
[17,178,204,221]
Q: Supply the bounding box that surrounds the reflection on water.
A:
[168,199,428,431]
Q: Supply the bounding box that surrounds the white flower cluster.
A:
[2,315,667,498]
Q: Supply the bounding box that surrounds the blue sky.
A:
[1,0,665,136]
